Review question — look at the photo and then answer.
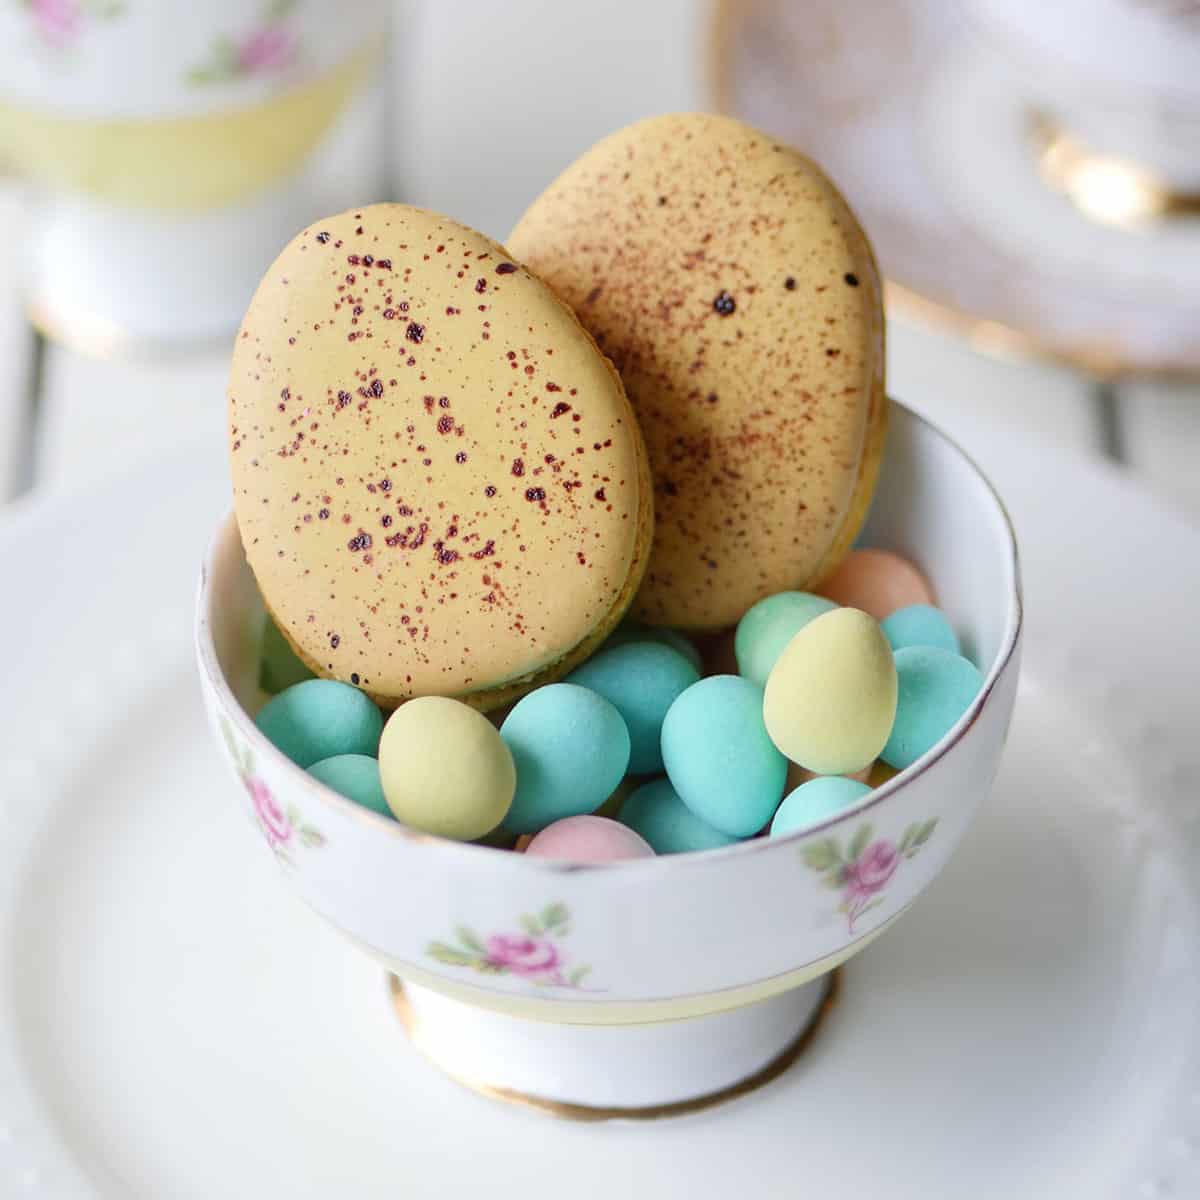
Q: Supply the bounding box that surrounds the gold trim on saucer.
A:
[1029,111,1200,229]
[705,0,1200,380]
[388,970,840,1122]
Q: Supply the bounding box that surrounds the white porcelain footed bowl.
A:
[195,402,1022,1114]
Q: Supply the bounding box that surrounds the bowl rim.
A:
[195,401,1023,876]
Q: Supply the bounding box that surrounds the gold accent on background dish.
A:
[389,971,841,1121]
[1029,111,1200,228]
[708,0,1200,378]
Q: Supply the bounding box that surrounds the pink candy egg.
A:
[816,549,935,620]
[524,815,655,863]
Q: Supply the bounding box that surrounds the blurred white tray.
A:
[1,420,1198,1199]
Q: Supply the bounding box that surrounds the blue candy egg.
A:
[567,641,700,773]
[881,604,961,655]
[605,624,703,673]
[500,683,630,834]
[619,778,741,854]
[882,646,984,769]
[661,675,787,837]
[308,754,390,817]
[255,678,383,768]
[770,776,871,837]
[735,591,837,688]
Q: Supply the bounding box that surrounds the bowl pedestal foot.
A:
[389,970,839,1120]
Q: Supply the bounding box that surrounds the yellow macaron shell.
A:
[763,608,898,775]
[508,113,887,632]
[230,204,652,708]
[379,697,516,839]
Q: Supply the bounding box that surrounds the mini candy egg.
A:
[619,779,741,854]
[308,754,389,817]
[763,608,897,775]
[605,625,703,674]
[735,591,838,688]
[379,696,515,840]
[882,646,983,769]
[525,815,654,862]
[259,614,315,694]
[817,548,934,620]
[770,776,871,837]
[255,678,384,768]
[881,604,960,655]
[566,642,700,774]
[500,683,631,834]
[660,675,787,837]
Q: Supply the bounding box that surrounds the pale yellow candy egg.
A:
[763,608,897,775]
[379,696,516,840]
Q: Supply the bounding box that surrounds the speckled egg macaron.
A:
[230,204,653,710]
[508,113,887,631]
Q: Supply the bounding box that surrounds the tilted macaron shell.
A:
[763,607,898,775]
[230,204,652,710]
[660,674,787,837]
[378,696,516,840]
[508,112,887,631]
[500,683,631,834]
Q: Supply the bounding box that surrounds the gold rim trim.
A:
[388,970,840,1122]
[1029,110,1200,228]
[706,0,1200,379]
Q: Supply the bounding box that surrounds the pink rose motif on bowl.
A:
[845,840,900,897]
[802,819,938,932]
[187,0,300,85]
[218,716,325,865]
[249,776,291,847]
[484,934,562,982]
[236,24,295,73]
[428,903,596,990]
[25,0,125,50]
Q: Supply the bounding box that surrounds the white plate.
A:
[713,0,1200,374]
[2,420,1199,1199]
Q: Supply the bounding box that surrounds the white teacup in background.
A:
[971,0,1200,194]
[0,0,389,352]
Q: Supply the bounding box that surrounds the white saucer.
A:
[712,0,1200,374]
[2,422,1199,1198]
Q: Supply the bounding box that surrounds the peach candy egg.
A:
[816,548,934,620]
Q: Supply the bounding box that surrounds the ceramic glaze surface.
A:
[197,403,1023,1022]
